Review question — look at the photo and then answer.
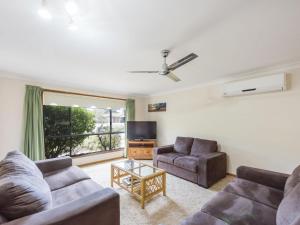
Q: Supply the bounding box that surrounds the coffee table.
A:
[111,160,166,209]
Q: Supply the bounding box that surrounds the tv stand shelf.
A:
[127,140,156,160]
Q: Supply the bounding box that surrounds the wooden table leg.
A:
[141,179,145,209]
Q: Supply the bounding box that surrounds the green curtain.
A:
[125,99,135,157]
[24,85,45,160]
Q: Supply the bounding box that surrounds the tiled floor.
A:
[81,159,234,225]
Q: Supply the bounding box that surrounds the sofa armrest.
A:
[4,188,120,225]
[35,157,72,174]
[198,152,227,188]
[237,166,289,191]
[153,145,174,167]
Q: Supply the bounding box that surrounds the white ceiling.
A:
[0,0,300,96]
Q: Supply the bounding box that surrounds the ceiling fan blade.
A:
[167,72,181,82]
[128,71,158,73]
[168,53,198,71]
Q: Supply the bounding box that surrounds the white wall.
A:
[0,73,144,163]
[144,70,300,174]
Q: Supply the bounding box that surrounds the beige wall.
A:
[0,73,144,163]
[145,70,300,174]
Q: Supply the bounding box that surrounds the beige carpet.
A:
[81,159,234,225]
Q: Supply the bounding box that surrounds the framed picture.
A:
[148,102,166,112]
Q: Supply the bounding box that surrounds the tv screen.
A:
[127,121,157,140]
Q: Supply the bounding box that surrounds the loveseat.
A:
[180,165,300,225]
[153,137,227,188]
[0,151,120,225]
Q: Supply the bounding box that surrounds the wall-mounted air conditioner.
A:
[223,73,286,97]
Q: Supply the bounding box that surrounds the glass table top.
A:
[113,160,161,177]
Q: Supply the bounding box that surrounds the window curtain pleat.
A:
[23,85,45,160]
[125,99,135,157]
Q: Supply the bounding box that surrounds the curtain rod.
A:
[43,89,127,101]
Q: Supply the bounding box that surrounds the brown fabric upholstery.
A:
[180,165,300,225]
[0,152,120,225]
[174,156,199,173]
[277,183,300,225]
[180,211,228,225]
[190,138,217,156]
[4,189,119,225]
[153,136,227,188]
[224,178,284,209]
[44,166,90,191]
[284,165,300,197]
[156,152,184,165]
[35,157,72,174]
[237,166,289,191]
[202,191,277,225]
[51,179,103,207]
[174,137,194,154]
[0,214,7,224]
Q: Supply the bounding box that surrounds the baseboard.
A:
[227,172,236,177]
[78,156,125,167]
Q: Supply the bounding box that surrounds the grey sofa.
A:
[0,152,120,225]
[153,137,227,188]
[180,165,300,225]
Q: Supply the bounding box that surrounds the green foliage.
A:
[44,106,96,158]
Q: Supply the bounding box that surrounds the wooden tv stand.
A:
[127,140,156,160]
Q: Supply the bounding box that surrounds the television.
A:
[127,121,157,140]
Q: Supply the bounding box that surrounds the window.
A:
[43,105,125,158]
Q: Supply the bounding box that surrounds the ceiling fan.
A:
[128,50,198,82]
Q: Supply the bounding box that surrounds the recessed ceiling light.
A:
[38,0,52,20]
[65,0,79,16]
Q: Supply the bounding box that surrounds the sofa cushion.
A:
[44,166,90,191]
[174,137,194,154]
[190,138,217,157]
[224,178,284,209]
[284,165,300,197]
[0,175,52,220]
[180,211,228,225]
[0,150,43,178]
[277,183,300,225]
[174,156,199,173]
[51,179,102,207]
[202,191,277,225]
[157,152,185,165]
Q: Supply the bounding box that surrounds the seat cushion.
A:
[277,183,300,225]
[190,138,217,157]
[224,178,284,209]
[44,166,90,191]
[284,165,300,197]
[202,191,277,225]
[174,156,199,173]
[51,179,102,207]
[174,137,194,154]
[180,211,228,225]
[157,152,184,165]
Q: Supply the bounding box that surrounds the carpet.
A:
[81,159,234,225]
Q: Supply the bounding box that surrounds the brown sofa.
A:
[180,165,300,225]
[153,137,227,188]
[0,152,120,225]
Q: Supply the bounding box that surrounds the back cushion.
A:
[190,138,217,157]
[284,165,300,197]
[0,150,43,178]
[174,137,194,154]
[0,151,52,220]
[277,183,300,225]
